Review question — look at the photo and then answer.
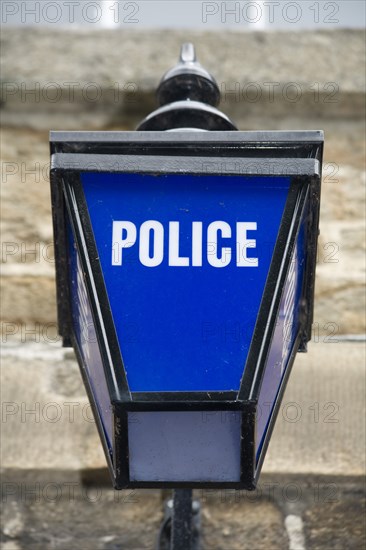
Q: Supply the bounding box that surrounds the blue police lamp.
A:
[50,44,323,496]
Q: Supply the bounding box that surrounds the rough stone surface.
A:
[1,28,364,89]
[200,497,287,549]
[1,472,365,550]
[263,341,366,477]
[1,483,163,550]
[1,276,57,326]
[1,345,105,471]
[304,493,366,550]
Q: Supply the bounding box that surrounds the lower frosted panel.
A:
[128,411,241,482]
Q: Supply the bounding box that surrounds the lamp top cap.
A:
[157,43,221,107]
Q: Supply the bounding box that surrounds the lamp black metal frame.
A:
[50,130,323,492]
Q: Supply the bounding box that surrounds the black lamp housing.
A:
[50,45,323,490]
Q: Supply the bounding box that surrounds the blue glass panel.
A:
[128,411,241,482]
[256,205,307,457]
[67,219,113,450]
[81,173,290,392]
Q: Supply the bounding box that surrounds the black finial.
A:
[180,42,196,63]
[157,43,221,107]
[136,43,237,131]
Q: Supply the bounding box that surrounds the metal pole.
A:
[171,489,193,550]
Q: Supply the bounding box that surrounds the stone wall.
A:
[1,28,365,338]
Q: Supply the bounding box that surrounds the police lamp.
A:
[50,43,323,492]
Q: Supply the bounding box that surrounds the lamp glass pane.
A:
[67,219,113,450]
[256,202,307,458]
[82,173,290,392]
[128,411,241,482]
